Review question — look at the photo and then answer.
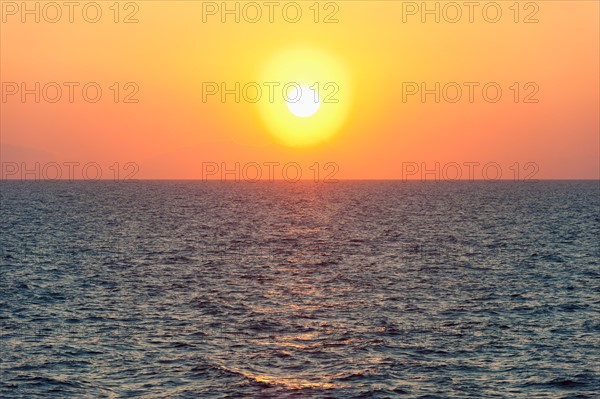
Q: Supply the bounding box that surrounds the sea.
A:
[1,180,599,398]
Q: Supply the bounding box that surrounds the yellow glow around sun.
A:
[257,47,351,147]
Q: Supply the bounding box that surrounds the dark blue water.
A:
[1,181,599,398]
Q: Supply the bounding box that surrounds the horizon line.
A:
[1,179,599,182]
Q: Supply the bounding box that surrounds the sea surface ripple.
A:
[1,181,599,398]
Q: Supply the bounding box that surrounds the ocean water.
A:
[1,180,599,398]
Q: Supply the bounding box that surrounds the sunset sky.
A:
[1,1,598,179]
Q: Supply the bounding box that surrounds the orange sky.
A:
[1,1,598,180]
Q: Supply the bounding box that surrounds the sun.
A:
[286,85,320,118]
[257,47,351,147]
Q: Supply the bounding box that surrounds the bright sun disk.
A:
[286,85,320,118]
